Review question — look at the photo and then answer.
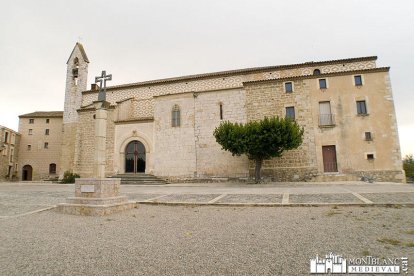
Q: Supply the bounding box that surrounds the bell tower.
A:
[60,43,89,177]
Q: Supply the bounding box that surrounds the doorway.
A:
[322,145,338,172]
[22,165,33,181]
[125,140,146,173]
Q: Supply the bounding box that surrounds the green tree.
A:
[403,154,414,182]
[214,117,304,182]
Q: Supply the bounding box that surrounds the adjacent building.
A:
[17,112,63,181]
[0,126,20,181]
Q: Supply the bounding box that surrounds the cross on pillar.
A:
[95,70,112,101]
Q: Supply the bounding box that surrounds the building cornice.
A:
[82,56,378,94]
[242,67,390,86]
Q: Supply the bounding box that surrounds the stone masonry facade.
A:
[15,43,406,182]
[0,126,20,181]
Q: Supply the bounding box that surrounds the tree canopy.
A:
[214,117,304,182]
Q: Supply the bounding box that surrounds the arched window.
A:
[49,163,56,174]
[73,57,79,66]
[172,105,181,127]
[313,69,321,75]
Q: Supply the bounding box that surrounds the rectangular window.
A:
[367,153,375,160]
[365,132,372,141]
[285,106,295,120]
[44,142,49,149]
[10,149,13,162]
[46,119,50,124]
[28,129,33,135]
[284,82,293,93]
[219,103,223,120]
[27,145,31,151]
[356,100,367,115]
[354,75,363,86]
[319,79,327,89]
[29,119,34,124]
[319,101,334,126]
[45,129,50,135]
[4,132,8,143]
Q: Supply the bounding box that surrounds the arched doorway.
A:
[22,165,33,181]
[125,140,146,173]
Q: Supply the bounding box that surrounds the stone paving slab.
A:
[216,194,283,203]
[361,192,414,203]
[289,193,363,204]
[125,193,164,201]
[154,194,220,203]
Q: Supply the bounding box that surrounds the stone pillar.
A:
[57,100,136,216]
[93,101,110,178]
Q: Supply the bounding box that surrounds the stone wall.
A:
[244,80,318,181]
[153,93,197,179]
[244,69,405,182]
[193,89,249,178]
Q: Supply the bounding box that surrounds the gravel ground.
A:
[0,205,413,275]
[155,194,221,203]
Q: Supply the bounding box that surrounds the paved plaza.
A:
[0,182,413,275]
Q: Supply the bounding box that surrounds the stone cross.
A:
[95,70,112,101]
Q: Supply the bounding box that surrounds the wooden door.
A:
[322,146,338,172]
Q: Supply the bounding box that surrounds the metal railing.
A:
[319,114,335,127]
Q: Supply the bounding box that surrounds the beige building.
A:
[0,126,20,181]
[21,43,406,182]
[18,112,63,181]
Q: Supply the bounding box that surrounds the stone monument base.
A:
[57,178,137,216]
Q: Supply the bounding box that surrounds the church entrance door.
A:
[125,140,146,173]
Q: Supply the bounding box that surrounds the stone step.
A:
[110,174,168,185]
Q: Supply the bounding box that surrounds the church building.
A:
[17,43,405,182]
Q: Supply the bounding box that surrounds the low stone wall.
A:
[353,170,406,183]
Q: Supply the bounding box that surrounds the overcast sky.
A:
[0,0,413,156]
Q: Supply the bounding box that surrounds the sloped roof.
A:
[19,111,63,118]
[83,56,377,92]
[66,42,89,64]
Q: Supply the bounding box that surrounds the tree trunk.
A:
[255,159,263,183]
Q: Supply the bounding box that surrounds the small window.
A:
[44,142,49,149]
[172,105,181,127]
[4,132,8,143]
[356,100,367,115]
[367,154,375,160]
[29,119,34,124]
[285,106,295,120]
[27,145,31,151]
[219,103,223,120]
[46,119,50,124]
[365,132,372,141]
[319,79,327,89]
[45,129,50,135]
[10,149,14,162]
[284,82,293,93]
[28,129,33,135]
[313,69,321,75]
[49,163,56,174]
[354,75,363,86]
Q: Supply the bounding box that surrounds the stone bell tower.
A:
[60,43,89,177]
